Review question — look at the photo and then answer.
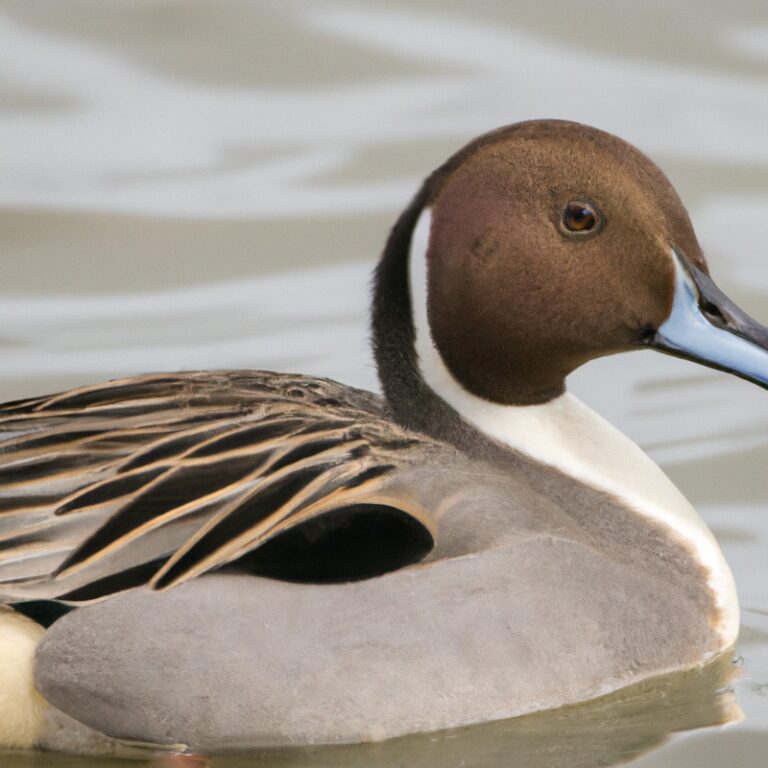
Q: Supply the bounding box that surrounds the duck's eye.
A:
[561,201,600,234]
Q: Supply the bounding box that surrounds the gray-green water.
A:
[1,1,767,766]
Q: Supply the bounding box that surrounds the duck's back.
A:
[0,371,450,604]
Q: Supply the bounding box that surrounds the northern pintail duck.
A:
[0,120,765,752]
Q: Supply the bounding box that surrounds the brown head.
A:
[373,120,768,429]
[423,120,707,404]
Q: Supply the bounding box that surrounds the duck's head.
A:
[374,120,768,414]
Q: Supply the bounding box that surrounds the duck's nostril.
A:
[700,300,727,325]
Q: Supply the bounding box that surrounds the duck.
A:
[0,119,765,753]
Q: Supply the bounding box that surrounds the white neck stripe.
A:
[408,206,738,648]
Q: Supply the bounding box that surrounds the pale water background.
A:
[1,1,767,766]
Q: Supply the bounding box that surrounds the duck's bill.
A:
[646,247,768,389]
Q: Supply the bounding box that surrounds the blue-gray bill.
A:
[648,247,768,389]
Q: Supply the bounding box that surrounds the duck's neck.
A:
[372,186,498,458]
[372,188,567,456]
[372,199,738,647]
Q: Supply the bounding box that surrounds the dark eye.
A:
[561,201,600,234]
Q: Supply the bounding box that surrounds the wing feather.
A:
[0,372,439,603]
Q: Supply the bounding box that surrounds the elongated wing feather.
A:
[0,372,437,603]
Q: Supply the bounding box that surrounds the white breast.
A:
[408,206,739,649]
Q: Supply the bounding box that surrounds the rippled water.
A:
[1,1,767,766]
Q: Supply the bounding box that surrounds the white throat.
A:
[408,206,738,648]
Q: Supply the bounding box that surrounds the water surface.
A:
[1,1,767,766]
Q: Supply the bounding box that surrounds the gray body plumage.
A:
[0,371,721,748]
[37,521,717,750]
